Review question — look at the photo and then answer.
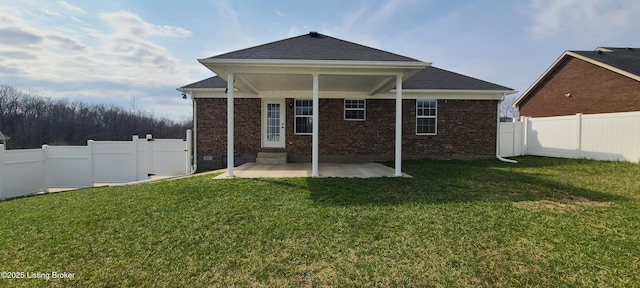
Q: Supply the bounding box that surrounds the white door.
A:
[263,99,285,148]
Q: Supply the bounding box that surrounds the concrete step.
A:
[256,152,287,164]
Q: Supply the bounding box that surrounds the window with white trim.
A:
[344,99,366,120]
[295,99,313,134]
[416,100,437,135]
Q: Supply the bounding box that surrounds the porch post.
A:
[312,73,319,177]
[227,72,234,177]
[394,74,403,177]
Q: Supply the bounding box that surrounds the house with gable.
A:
[515,47,640,117]
[178,32,515,176]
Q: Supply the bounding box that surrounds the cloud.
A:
[46,35,87,51]
[0,27,42,45]
[0,50,39,60]
[526,0,640,40]
[100,11,192,38]
[58,1,86,14]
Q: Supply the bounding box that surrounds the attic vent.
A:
[309,31,319,37]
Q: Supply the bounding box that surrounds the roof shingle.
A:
[204,32,420,62]
[572,47,640,77]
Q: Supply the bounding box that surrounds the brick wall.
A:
[195,97,497,169]
[519,57,640,117]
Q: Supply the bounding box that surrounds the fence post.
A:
[42,145,49,192]
[521,116,528,155]
[575,113,583,159]
[88,140,94,186]
[0,144,5,200]
[186,129,192,175]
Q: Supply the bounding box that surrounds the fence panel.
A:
[149,139,188,176]
[499,122,523,157]
[0,131,192,200]
[580,112,640,162]
[526,115,579,158]
[45,145,92,188]
[92,140,137,183]
[0,147,46,200]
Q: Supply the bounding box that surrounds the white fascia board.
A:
[198,58,431,70]
[567,51,640,82]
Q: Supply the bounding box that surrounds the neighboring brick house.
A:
[515,47,640,117]
[178,32,514,175]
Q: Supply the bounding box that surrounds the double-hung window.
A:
[344,99,365,120]
[416,100,437,135]
[295,99,313,134]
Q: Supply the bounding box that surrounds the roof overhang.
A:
[514,50,640,108]
[197,58,431,95]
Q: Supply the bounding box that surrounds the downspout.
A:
[190,90,197,174]
[496,94,517,163]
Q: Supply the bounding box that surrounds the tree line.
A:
[0,84,192,149]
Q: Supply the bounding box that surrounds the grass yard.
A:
[1,156,639,287]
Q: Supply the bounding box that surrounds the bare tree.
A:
[0,84,192,149]
[500,94,520,119]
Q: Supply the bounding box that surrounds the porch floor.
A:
[213,162,411,179]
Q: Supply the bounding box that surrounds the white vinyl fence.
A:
[0,131,192,200]
[500,112,640,163]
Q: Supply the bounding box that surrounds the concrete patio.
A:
[213,162,411,179]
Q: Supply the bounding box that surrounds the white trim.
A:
[294,99,313,135]
[188,89,508,100]
[199,58,431,69]
[227,73,234,177]
[394,74,403,177]
[344,99,366,121]
[262,99,286,148]
[416,99,437,135]
[312,74,319,177]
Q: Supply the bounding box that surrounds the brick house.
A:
[178,32,515,176]
[515,47,640,117]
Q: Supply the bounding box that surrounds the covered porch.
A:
[198,61,429,178]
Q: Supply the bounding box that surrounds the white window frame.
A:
[344,99,366,121]
[295,99,313,135]
[416,99,437,135]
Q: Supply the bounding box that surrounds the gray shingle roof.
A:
[204,32,420,62]
[181,66,514,91]
[403,66,513,90]
[181,76,226,89]
[572,47,640,77]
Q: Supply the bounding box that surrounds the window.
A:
[344,99,366,120]
[416,100,437,135]
[295,99,313,134]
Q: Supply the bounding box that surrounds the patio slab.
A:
[213,162,411,179]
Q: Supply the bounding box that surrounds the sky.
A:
[1,0,640,122]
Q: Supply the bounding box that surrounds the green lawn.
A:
[1,156,639,287]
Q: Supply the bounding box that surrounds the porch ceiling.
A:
[237,73,394,92]
[198,59,430,95]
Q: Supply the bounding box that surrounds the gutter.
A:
[496,94,518,163]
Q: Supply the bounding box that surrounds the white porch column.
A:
[312,73,319,177]
[227,72,234,177]
[394,74,403,176]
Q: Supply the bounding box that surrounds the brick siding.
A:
[519,57,640,117]
[196,97,497,169]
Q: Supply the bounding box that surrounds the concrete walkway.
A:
[213,162,411,179]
